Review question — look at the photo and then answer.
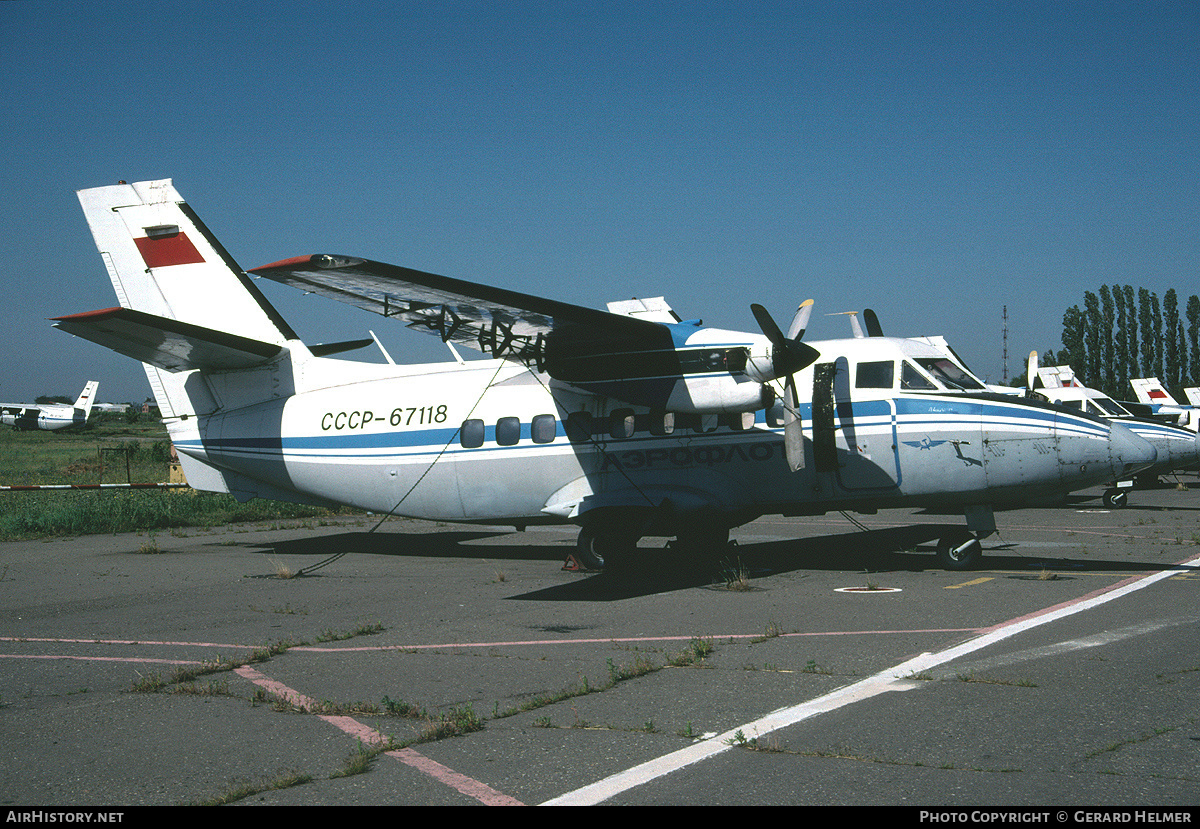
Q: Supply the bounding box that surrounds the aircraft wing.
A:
[248,255,673,366]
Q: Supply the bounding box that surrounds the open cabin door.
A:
[811,358,901,491]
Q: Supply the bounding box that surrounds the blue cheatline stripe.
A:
[172,394,1118,461]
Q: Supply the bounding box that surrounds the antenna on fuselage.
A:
[827,311,865,338]
[369,330,396,365]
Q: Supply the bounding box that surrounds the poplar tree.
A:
[1099,286,1115,395]
[1151,291,1163,380]
[1083,291,1101,387]
[1188,294,1200,386]
[1164,289,1180,392]
[1124,285,1139,385]
[1060,305,1086,372]
[1113,286,1129,395]
[1138,288,1154,378]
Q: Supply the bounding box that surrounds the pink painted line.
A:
[388,748,524,807]
[233,666,525,806]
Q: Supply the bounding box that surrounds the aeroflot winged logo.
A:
[902,437,948,450]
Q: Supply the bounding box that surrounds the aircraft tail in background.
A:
[1130,377,1178,406]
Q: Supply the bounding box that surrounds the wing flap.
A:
[53,307,282,372]
[248,254,670,364]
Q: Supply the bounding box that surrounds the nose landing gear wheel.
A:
[936,529,982,571]
[1103,488,1128,509]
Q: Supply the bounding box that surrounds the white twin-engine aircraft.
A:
[1,380,98,431]
[53,180,1158,572]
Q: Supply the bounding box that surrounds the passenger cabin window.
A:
[496,416,521,446]
[531,414,557,444]
[730,411,755,430]
[566,411,592,443]
[610,408,635,439]
[649,411,675,436]
[856,360,894,389]
[460,419,485,448]
[901,361,937,391]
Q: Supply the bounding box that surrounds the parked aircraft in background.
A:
[1028,362,1199,505]
[53,180,1158,573]
[1129,378,1200,432]
[1,381,99,431]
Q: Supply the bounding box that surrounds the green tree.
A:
[1124,285,1139,385]
[1060,305,1086,372]
[1113,286,1129,395]
[1138,288,1154,378]
[1187,294,1200,386]
[1164,289,1180,394]
[1083,291,1101,387]
[1099,286,1115,395]
[1151,291,1163,380]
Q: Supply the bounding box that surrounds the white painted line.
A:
[542,553,1200,806]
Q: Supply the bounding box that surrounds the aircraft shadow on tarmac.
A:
[240,523,1196,602]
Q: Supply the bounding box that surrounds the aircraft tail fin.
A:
[73,380,99,416]
[67,180,301,421]
[1185,388,1200,407]
[1130,377,1178,406]
[75,180,296,346]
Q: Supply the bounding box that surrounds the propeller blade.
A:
[786,299,815,340]
[750,303,786,346]
[863,308,883,337]
[1026,350,1038,395]
[782,375,805,471]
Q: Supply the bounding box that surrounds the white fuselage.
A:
[164,335,1157,534]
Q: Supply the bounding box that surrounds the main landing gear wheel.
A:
[575,528,637,571]
[935,529,983,571]
[1103,488,1128,509]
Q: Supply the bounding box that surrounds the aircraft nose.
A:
[1109,422,1158,480]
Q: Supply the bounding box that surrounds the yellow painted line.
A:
[945,577,994,589]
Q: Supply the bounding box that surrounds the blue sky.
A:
[1,0,1196,403]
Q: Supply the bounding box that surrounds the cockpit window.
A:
[856,360,894,389]
[900,361,936,391]
[914,358,985,391]
[1092,396,1130,416]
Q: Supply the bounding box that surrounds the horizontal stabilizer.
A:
[52,307,282,372]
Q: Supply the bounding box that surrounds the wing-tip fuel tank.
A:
[54,179,1158,573]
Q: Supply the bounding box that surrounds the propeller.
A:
[750,301,820,471]
[1026,350,1038,397]
[751,302,820,380]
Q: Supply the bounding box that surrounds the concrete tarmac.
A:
[2,483,1198,807]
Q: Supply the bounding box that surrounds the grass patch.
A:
[0,418,360,540]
